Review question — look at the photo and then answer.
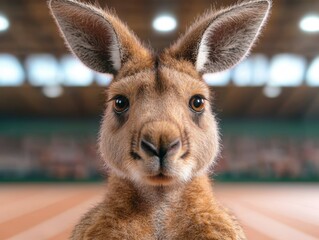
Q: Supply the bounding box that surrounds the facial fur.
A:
[99,59,220,187]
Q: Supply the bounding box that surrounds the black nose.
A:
[141,139,158,157]
[140,138,181,164]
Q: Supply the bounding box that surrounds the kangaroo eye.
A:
[189,95,205,113]
[113,95,129,113]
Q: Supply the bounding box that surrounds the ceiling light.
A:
[233,59,253,86]
[268,54,306,86]
[0,54,24,86]
[203,70,231,86]
[263,86,281,98]
[61,55,94,86]
[95,73,113,86]
[42,85,63,98]
[152,15,177,32]
[250,54,269,86]
[0,14,9,32]
[300,15,319,33]
[306,57,319,86]
[26,54,61,86]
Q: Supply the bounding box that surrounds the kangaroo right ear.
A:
[166,0,271,74]
[49,0,150,75]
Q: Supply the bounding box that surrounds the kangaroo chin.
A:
[49,0,271,239]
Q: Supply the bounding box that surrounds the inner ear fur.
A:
[166,0,271,74]
[49,0,152,75]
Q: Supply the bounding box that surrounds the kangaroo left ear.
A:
[49,0,151,75]
[167,0,271,74]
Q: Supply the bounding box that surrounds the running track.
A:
[0,183,318,240]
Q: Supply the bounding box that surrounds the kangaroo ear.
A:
[49,0,150,75]
[167,0,271,74]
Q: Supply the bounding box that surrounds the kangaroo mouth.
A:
[147,173,173,184]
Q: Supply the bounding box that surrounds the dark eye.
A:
[189,95,205,113]
[113,95,129,113]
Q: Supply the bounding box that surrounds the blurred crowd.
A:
[0,135,102,180]
[0,134,318,181]
[216,136,319,180]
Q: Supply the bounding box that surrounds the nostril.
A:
[141,139,158,157]
[168,139,181,152]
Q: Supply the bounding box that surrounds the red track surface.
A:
[0,183,318,240]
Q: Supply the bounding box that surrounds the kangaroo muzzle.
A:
[138,121,182,168]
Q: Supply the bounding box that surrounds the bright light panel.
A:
[203,70,231,86]
[0,53,318,88]
[299,15,319,33]
[263,86,282,98]
[0,54,24,86]
[0,14,9,32]
[233,59,253,86]
[306,57,319,86]
[95,73,113,86]
[268,54,306,87]
[42,85,63,98]
[61,55,94,86]
[251,55,269,86]
[26,54,61,86]
[152,15,177,32]
[229,55,268,86]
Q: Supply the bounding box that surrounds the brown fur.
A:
[72,175,246,240]
[48,0,271,239]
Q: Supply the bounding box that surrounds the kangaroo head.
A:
[49,0,271,186]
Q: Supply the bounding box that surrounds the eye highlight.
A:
[113,95,129,113]
[189,95,205,113]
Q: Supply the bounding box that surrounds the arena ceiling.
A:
[0,0,319,119]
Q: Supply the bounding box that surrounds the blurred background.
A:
[0,0,319,239]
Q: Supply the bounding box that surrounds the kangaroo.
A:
[49,0,271,239]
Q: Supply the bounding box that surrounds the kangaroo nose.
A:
[141,138,158,157]
[140,137,181,161]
